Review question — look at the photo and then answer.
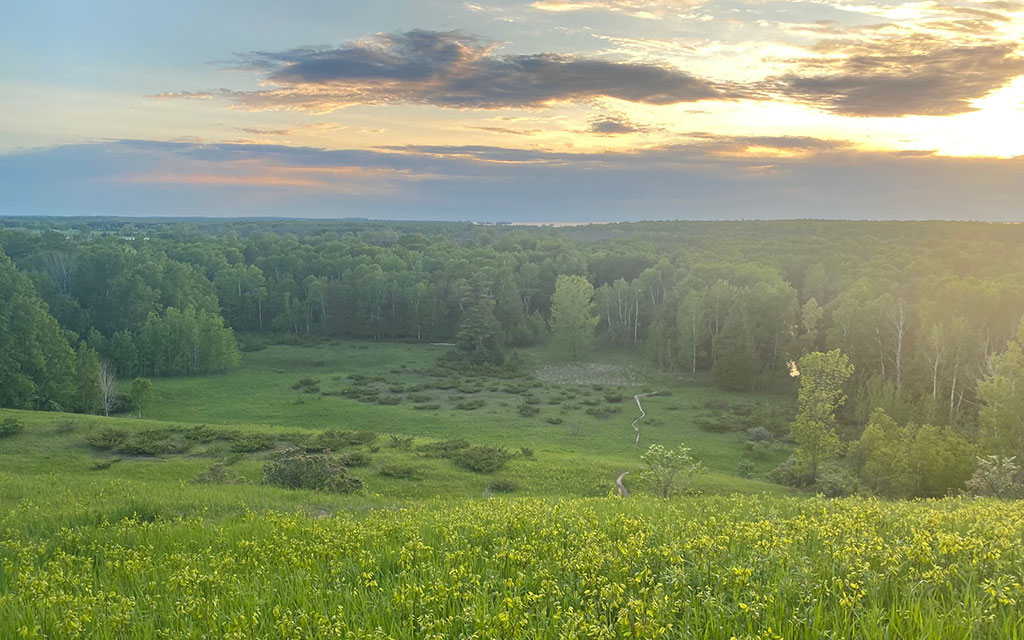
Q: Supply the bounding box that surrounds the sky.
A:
[1,0,1023,221]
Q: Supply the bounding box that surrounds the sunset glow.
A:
[2,0,1023,219]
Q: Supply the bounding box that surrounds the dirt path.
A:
[617,392,661,497]
[631,392,658,446]
[616,471,629,497]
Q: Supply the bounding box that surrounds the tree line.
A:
[2,217,1024,466]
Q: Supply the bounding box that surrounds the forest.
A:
[2,217,1024,498]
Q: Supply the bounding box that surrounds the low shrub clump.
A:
[262,448,362,493]
[0,417,25,438]
[453,445,513,473]
[193,462,247,485]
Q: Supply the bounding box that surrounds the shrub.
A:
[455,399,485,410]
[747,426,774,442]
[738,463,755,479]
[379,464,421,480]
[603,393,624,403]
[813,462,860,498]
[292,377,320,390]
[585,405,621,419]
[263,448,362,493]
[519,447,535,459]
[225,432,276,453]
[453,446,513,473]
[545,417,563,425]
[193,462,247,485]
[54,419,79,434]
[389,434,414,449]
[412,403,441,411]
[488,478,518,493]
[639,443,706,498]
[87,428,129,450]
[518,404,540,417]
[964,456,1024,498]
[311,430,378,451]
[117,429,191,456]
[376,395,402,405]
[338,451,372,467]
[408,393,432,403]
[0,417,25,438]
[417,439,471,458]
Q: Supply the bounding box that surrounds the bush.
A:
[545,417,563,425]
[193,462,247,484]
[0,417,25,438]
[87,428,129,450]
[225,432,276,453]
[117,429,191,456]
[964,456,1024,498]
[408,393,432,403]
[585,405,621,419]
[292,377,320,390]
[738,463,755,479]
[519,447,535,459]
[518,404,540,417]
[389,434,414,449]
[311,430,378,451]
[455,399,485,410]
[338,451,372,467]
[263,448,362,493]
[376,395,402,405]
[412,403,441,411]
[417,439,471,458]
[488,478,518,493]
[747,427,774,442]
[603,393,624,403]
[813,462,860,498]
[379,464,421,480]
[453,446,513,473]
[54,419,79,434]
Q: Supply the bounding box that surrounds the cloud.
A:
[530,0,701,19]
[3,138,1024,220]
[769,42,1024,116]
[587,114,645,134]
[160,30,727,112]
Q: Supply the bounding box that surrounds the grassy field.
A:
[3,341,1024,638]
[2,495,1022,639]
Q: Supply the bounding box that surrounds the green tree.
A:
[790,349,854,483]
[130,377,153,418]
[0,248,77,410]
[550,274,598,359]
[639,443,706,498]
[978,320,1024,458]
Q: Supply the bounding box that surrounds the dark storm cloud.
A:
[210,30,729,110]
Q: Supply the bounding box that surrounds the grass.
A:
[3,340,1022,638]
[2,495,1022,639]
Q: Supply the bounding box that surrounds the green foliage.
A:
[378,464,422,480]
[639,442,706,498]
[86,427,129,450]
[310,430,377,451]
[389,434,414,449]
[416,439,471,458]
[452,445,513,473]
[850,408,976,498]
[262,448,362,493]
[964,456,1024,499]
[129,377,153,418]
[0,417,25,438]
[789,350,853,483]
[0,248,77,410]
[978,320,1024,458]
[487,478,518,493]
[517,403,540,417]
[550,274,599,359]
[193,462,247,485]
